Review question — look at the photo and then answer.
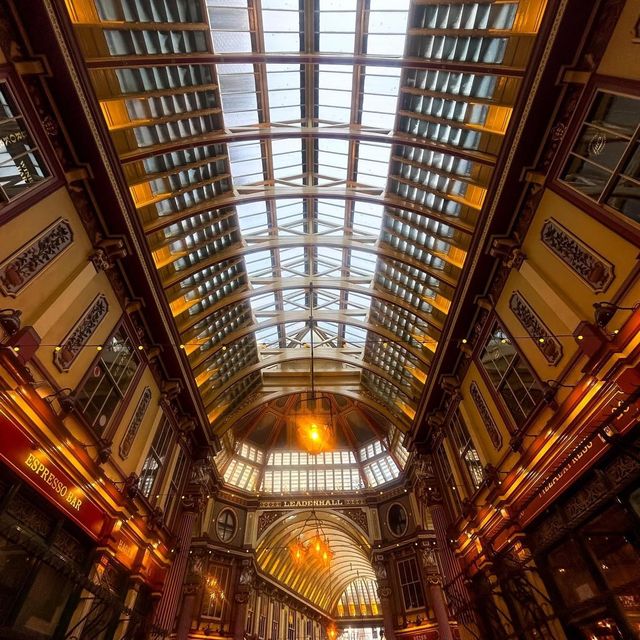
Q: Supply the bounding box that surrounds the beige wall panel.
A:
[496,268,580,380]
[111,367,161,475]
[460,362,510,464]
[37,268,120,390]
[0,188,95,325]
[523,189,638,321]
[597,0,640,80]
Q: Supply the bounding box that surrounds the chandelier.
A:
[289,510,334,568]
[293,284,336,454]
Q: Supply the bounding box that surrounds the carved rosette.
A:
[0,219,73,296]
[53,294,109,371]
[119,387,152,459]
[469,382,503,450]
[509,292,563,365]
[257,510,285,537]
[377,586,392,599]
[541,219,614,292]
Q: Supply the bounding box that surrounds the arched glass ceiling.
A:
[337,578,381,619]
[255,510,375,613]
[66,0,547,438]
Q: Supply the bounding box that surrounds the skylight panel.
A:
[245,250,274,279]
[251,292,277,315]
[272,139,303,179]
[228,141,264,183]
[317,0,357,54]
[262,4,302,53]
[236,202,269,235]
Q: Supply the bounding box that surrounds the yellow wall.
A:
[597,0,640,80]
[0,184,167,485]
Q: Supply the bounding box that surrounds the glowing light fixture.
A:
[293,284,336,454]
[289,509,333,569]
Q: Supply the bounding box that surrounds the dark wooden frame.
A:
[549,74,640,246]
[473,312,547,436]
[0,65,63,226]
[72,314,146,445]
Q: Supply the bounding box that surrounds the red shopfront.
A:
[0,411,154,640]
[524,373,640,640]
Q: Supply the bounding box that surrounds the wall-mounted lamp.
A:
[593,301,638,328]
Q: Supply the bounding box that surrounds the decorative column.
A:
[176,581,200,640]
[419,541,453,640]
[233,562,255,640]
[416,456,479,639]
[113,578,142,640]
[373,555,395,640]
[152,496,200,636]
[62,551,113,639]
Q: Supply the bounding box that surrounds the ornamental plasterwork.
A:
[541,218,614,292]
[53,294,108,371]
[0,218,73,296]
[337,508,369,534]
[509,291,563,365]
[257,510,286,537]
[469,382,503,450]
[119,387,152,459]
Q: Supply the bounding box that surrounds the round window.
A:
[387,503,408,537]
[216,508,237,542]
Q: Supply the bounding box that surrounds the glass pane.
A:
[561,155,612,199]
[547,539,599,605]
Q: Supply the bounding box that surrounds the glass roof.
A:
[68,0,545,490]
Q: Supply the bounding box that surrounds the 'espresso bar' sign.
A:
[0,415,106,538]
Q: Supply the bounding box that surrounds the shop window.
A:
[246,592,255,634]
[139,417,174,499]
[581,505,640,592]
[258,597,268,639]
[546,538,600,606]
[271,602,280,640]
[163,447,189,525]
[434,441,462,520]
[0,475,93,638]
[0,82,50,203]
[75,324,141,437]
[216,509,237,542]
[203,564,229,619]
[397,556,425,611]
[478,322,544,427]
[560,90,640,224]
[287,611,295,640]
[449,408,484,490]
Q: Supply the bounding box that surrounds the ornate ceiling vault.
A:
[256,510,375,613]
[62,0,549,489]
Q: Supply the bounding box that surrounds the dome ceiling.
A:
[214,393,410,493]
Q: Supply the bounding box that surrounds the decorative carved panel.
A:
[541,218,614,292]
[337,508,369,534]
[509,291,563,365]
[258,510,285,537]
[119,386,152,459]
[53,294,108,371]
[0,218,73,296]
[469,382,503,450]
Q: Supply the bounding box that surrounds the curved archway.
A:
[256,510,375,613]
